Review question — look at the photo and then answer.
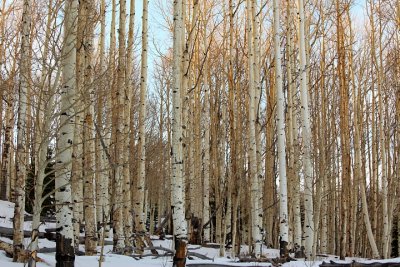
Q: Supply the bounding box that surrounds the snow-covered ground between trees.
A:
[1,200,400,266]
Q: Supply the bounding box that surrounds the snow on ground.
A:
[0,200,55,232]
[1,200,400,266]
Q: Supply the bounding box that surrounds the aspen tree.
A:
[13,0,31,261]
[273,0,289,257]
[264,56,277,248]
[186,0,202,244]
[0,17,18,201]
[109,0,117,242]
[96,0,110,236]
[171,0,188,265]
[202,7,211,243]
[72,0,85,252]
[124,2,135,243]
[346,8,359,257]
[113,0,127,251]
[135,0,149,237]
[220,1,232,256]
[125,3,135,240]
[252,0,263,239]
[351,20,380,258]
[30,2,58,263]
[122,4,133,251]
[1,45,18,202]
[366,0,379,242]
[246,0,262,257]
[317,1,328,253]
[82,0,98,255]
[55,0,78,265]
[396,0,400,257]
[286,0,301,252]
[375,0,389,257]
[126,0,135,83]
[0,1,6,194]
[297,0,314,258]
[227,0,238,256]
[337,0,351,259]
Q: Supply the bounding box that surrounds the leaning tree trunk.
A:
[13,0,31,262]
[171,0,188,266]
[55,0,78,266]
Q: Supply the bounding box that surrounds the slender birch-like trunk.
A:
[123,3,135,243]
[30,3,57,263]
[1,76,16,201]
[55,0,78,265]
[246,0,262,258]
[0,0,6,200]
[227,0,238,256]
[351,34,380,260]
[72,1,85,252]
[297,0,314,258]
[113,0,127,251]
[273,0,289,257]
[96,0,110,237]
[285,0,302,251]
[171,0,188,266]
[135,0,148,235]
[318,2,328,253]
[82,0,97,255]
[336,0,351,259]
[375,1,389,257]
[13,0,31,261]
[202,15,211,243]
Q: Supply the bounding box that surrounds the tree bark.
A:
[171,0,188,266]
[273,0,289,257]
[135,0,149,237]
[297,0,314,258]
[55,0,78,265]
[13,0,31,262]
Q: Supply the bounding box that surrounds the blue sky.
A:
[126,0,367,89]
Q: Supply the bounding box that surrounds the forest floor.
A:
[1,200,400,267]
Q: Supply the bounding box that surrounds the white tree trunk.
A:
[286,0,302,250]
[297,0,314,258]
[202,15,211,244]
[13,0,31,261]
[171,0,188,266]
[246,0,262,258]
[55,0,78,265]
[113,0,127,251]
[273,0,289,257]
[135,0,148,234]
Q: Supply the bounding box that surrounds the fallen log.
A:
[0,226,113,245]
[187,252,213,260]
[320,261,400,267]
[0,226,46,239]
[0,240,13,257]
[187,264,271,267]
